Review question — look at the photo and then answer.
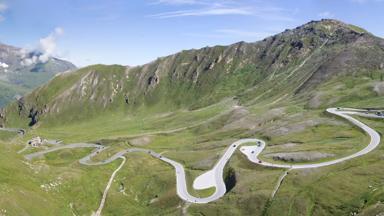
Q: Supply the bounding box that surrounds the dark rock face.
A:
[147,75,159,86]
[291,40,304,50]
[224,167,237,193]
[17,98,25,115]
[124,95,129,104]
[0,108,5,127]
[28,108,39,126]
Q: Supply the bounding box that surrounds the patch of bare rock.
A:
[373,82,384,96]
[129,136,152,146]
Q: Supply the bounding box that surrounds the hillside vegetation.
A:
[0,19,383,216]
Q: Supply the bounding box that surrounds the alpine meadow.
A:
[0,1,384,216]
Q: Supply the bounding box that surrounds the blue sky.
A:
[0,0,383,66]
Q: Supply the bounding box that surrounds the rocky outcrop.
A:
[0,108,5,127]
[373,82,384,96]
[28,108,39,126]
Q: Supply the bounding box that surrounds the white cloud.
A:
[152,0,241,7]
[350,0,384,3]
[0,2,7,22]
[0,62,8,68]
[153,0,202,5]
[150,0,226,6]
[0,3,7,12]
[20,54,38,66]
[150,7,252,18]
[0,61,8,73]
[21,27,65,66]
[318,11,334,18]
[38,27,64,62]
[149,1,294,21]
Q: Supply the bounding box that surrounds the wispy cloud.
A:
[150,0,231,6]
[0,2,8,22]
[0,2,7,12]
[350,0,384,3]
[149,7,252,18]
[184,28,277,41]
[149,1,294,21]
[152,0,204,5]
[318,11,334,18]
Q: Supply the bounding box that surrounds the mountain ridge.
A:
[0,42,76,107]
[1,19,384,216]
[2,19,384,127]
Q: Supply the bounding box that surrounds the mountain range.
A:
[0,19,383,216]
[2,19,383,127]
[0,43,76,107]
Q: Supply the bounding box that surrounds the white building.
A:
[28,137,43,147]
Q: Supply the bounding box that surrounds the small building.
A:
[28,137,43,147]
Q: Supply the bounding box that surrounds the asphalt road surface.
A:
[23,108,382,204]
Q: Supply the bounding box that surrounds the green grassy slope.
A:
[2,73,382,215]
[0,80,28,107]
[0,19,383,215]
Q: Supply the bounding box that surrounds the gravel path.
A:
[93,156,126,216]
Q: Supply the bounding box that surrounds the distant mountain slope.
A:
[2,19,384,127]
[0,43,76,106]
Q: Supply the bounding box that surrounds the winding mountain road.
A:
[0,127,25,135]
[240,108,381,169]
[22,107,382,206]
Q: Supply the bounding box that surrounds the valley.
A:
[0,19,383,216]
[1,108,375,208]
